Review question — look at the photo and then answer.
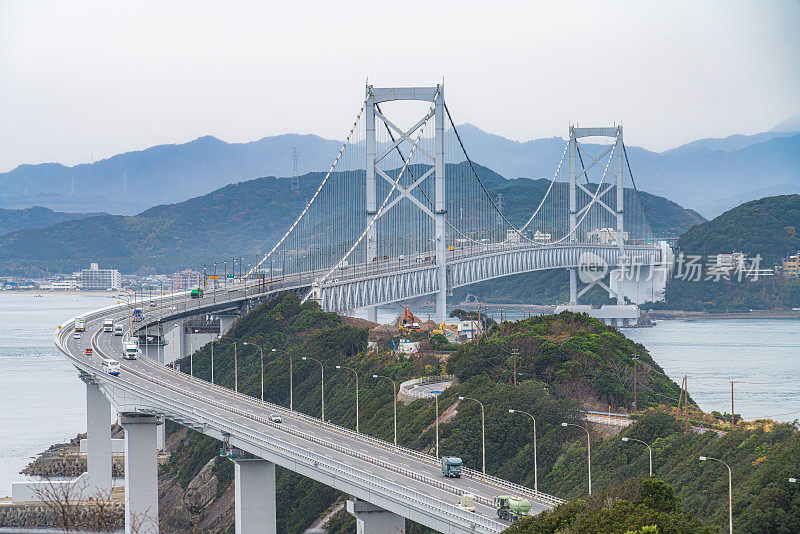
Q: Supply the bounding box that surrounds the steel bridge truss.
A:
[315,244,662,313]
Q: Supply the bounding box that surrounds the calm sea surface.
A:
[1,296,798,497]
[0,293,112,498]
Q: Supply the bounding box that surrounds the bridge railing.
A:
[56,316,507,532]
[136,331,565,507]
[68,288,566,508]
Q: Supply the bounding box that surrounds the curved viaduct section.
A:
[55,285,563,534]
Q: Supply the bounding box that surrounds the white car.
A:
[268,414,282,424]
[73,332,81,339]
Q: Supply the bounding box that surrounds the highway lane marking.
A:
[76,290,560,510]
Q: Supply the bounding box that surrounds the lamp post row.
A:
[145,302,769,534]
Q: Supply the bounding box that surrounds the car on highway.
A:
[85,348,93,356]
[268,414,282,423]
[73,332,81,339]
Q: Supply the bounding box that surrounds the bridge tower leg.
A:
[434,85,447,323]
[85,380,112,496]
[347,499,406,534]
[121,413,162,534]
[232,457,276,534]
[614,126,625,305]
[568,126,578,304]
[365,88,378,324]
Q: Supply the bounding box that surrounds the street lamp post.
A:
[243,342,264,401]
[222,339,238,392]
[622,436,653,477]
[374,374,397,445]
[289,351,293,411]
[431,390,443,459]
[303,357,324,421]
[459,396,486,473]
[509,409,538,491]
[336,365,359,433]
[699,456,733,534]
[562,422,592,495]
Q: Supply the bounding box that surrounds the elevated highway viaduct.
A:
[51,284,563,534]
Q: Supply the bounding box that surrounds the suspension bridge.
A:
[22,83,674,534]
[247,84,671,325]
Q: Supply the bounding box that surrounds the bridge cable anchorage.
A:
[310,90,440,292]
[246,96,369,277]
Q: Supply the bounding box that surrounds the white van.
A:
[113,324,124,336]
[123,342,139,360]
[102,359,120,376]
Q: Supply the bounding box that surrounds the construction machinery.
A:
[399,307,421,332]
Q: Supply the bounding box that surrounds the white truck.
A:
[103,319,114,332]
[123,342,139,360]
[113,324,124,336]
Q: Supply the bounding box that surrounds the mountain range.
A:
[0,164,703,276]
[1,121,797,218]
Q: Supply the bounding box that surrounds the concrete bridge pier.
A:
[166,320,187,365]
[121,413,162,534]
[347,499,406,534]
[218,313,240,335]
[85,381,113,496]
[232,456,276,534]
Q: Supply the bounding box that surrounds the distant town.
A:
[2,250,797,293]
[0,262,204,292]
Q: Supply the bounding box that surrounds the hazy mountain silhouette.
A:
[0,122,796,218]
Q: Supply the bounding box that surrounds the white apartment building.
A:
[80,263,122,290]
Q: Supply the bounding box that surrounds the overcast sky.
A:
[1,0,799,172]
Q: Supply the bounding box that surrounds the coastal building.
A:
[80,263,121,290]
[40,280,79,290]
[782,253,800,278]
[172,269,202,290]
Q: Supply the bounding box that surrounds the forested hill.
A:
[155,293,797,534]
[645,194,800,312]
[677,194,800,266]
[0,206,96,236]
[0,163,701,276]
[157,293,700,532]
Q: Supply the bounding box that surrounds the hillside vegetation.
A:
[649,195,800,312]
[677,194,800,266]
[0,165,700,277]
[156,293,697,532]
[0,206,95,235]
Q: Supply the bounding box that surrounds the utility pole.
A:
[633,357,638,411]
[731,381,736,429]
